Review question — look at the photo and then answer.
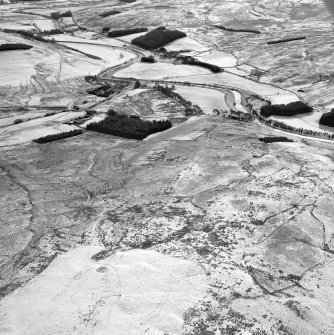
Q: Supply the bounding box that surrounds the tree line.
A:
[258,115,334,139]
[178,56,222,73]
[260,101,313,117]
[213,25,261,34]
[259,136,294,143]
[107,27,148,37]
[155,84,203,116]
[87,110,172,139]
[132,28,187,49]
[0,43,32,51]
[33,129,83,144]
[50,11,72,20]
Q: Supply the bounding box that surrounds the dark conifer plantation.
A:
[132,28,186,49]
[260,101,312,117]
[87,110,172,139]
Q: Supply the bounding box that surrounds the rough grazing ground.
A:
[1,0,334,334]
[1,117,334,334]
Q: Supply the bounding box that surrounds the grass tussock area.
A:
[87,110,172,139]
[0,43,33,51]
[33,129,83,144]
[132,27,187,50]
[260,101,312,117]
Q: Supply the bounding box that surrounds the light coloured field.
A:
[195,50,238,68]
[0,49,50,86]
[0,111,85,146]
[60,42,137,68]
[174,85,229,114]
[31,19,55,31]
[48,34,125,47]
[164,37,208,52]
[231,90,249,113]
[118,31,148,43]
[267,111,334,135]
[114,62,211,79]
[166,72,300,104]
[0,246,207,335]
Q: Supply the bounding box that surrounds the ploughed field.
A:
[1,0,334,335]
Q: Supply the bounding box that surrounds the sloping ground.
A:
[0,117,334,334]
[0,247,207,334]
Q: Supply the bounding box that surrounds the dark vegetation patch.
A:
[107,27,147,37]
[33,129,83,144]
[213,25,261,34]
[0,43,32,51]
[87,81,130,97]
[319,109,334,127]
[50,11,72,20]
[141,55,155,63]
[178,55,222,73]
[259,136,294,143]
[260,101,312,117]
[99,10,121,18]
[86,110,172,139]
[43,29,63,35]
[132,27,186,49]
[2,29,50,43]
[267,36,306,45]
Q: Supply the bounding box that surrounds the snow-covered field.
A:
[231,90,249,113]
[117,31,148,43]
[31,19,55,31]
[114,62,211,79]
[60,42,137,68]
[48,34,125,47]
[0,49,48,86]
[267,111,334,135]
[174,86,229,114]
[0,111,85,146]
[195,51,238,68]
[0,246,207,335]
[166,72,300,104]
[164,37,208,52]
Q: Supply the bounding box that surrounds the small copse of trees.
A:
[260,101,313,117]
[86,110,172,140]
[51,11,72,20]
[132,28,186,50]
[179,56,222,73]
[141,55,155,63]
[33,129,83,144]
[319,109,334,127]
